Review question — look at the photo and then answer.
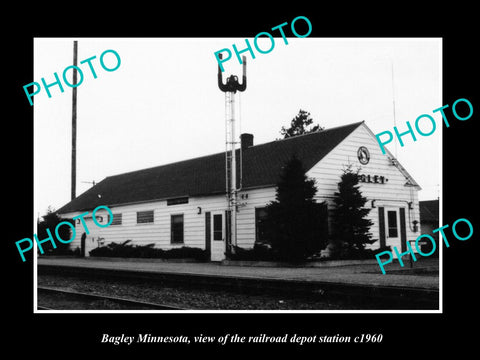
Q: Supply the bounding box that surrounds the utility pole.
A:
[217,54,247,255]
[391,60,398,158]
[71,40,78,200]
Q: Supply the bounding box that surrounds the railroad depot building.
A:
[57,121,421,261]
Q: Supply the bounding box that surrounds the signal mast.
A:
[217,54,247,254]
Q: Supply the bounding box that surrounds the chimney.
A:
[240,133,254,150]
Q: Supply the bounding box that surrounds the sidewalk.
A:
[37,256,439,290]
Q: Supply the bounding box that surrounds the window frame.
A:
[170,213,184,244]
[109,213,123,226]
[255,207,269,244]
[136,210,154,224]
[387,210,398,238]
[213,214,223,241]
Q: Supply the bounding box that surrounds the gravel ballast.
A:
[37,274,363,310]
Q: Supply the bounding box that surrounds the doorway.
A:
[384,207,405,250]
[386,209,400,240]
[210,211,226,261]
[80,232,86,257]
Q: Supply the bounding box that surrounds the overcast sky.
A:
[33,37,441,217]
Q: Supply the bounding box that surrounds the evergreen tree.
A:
[331,165,375,256]
[280,109,324,139]
[265,156,327,262]
[37,206,75,255]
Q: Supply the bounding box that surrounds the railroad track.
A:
[38,265,439,309]
[37,286,186,310]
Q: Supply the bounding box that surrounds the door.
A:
[205,212,211,259]
[385,208,401,248]
[210,211,226,261]
[77,217,98,257]
[80,232,86,257]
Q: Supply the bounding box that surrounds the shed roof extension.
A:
[420,200,439,223]
[57,122,363,214]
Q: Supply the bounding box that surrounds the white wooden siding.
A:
[62,196,228,255]
[236,187,276,248]
[60,123,421,255]
[306,123,421,251]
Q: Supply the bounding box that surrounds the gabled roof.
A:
[57,122,363,214]
[360,122,421,190]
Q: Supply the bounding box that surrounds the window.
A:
[137,210,154,224]
[255,207,269,244]
[213,214,223,241]
[109,213,122,225]
[387,210,398,237]
[171,214,184,244]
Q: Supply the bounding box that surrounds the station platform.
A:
[37,256,439,291]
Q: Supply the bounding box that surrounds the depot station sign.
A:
[358,174,388,184]
[356,146,388,184]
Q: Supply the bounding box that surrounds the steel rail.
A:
[37,286,186,310]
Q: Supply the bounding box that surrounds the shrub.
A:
[327,245,392,260]
[228,244,277,261]
[89,240,207,261]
